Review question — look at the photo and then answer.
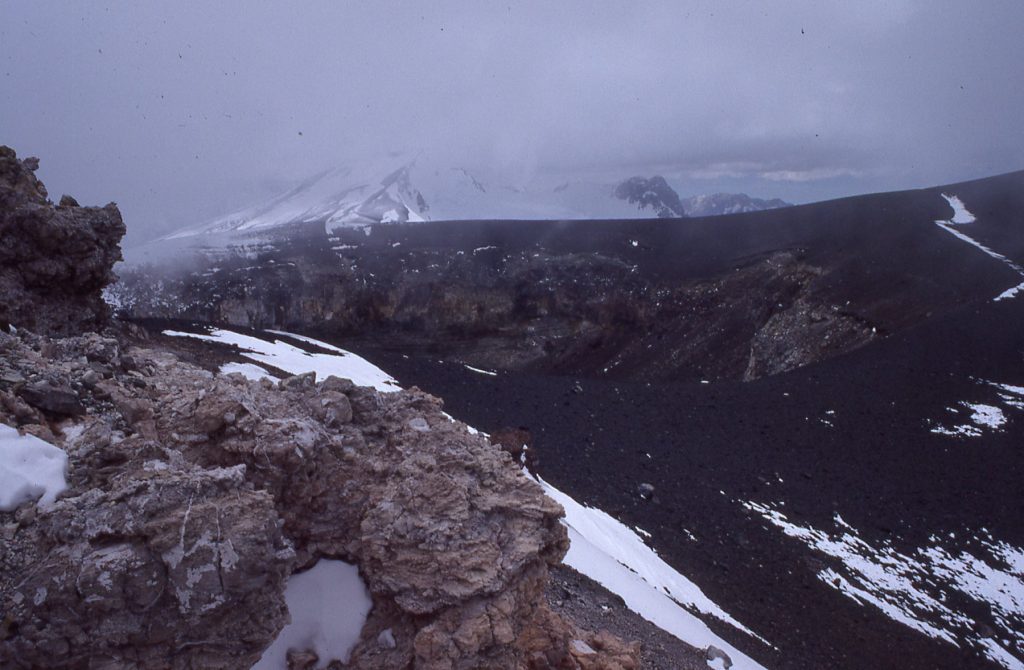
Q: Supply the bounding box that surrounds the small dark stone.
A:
[16,380,84,416]
[280,371,316,390]
[286,648,318,670]
[0,369,25,385]
[318,375,354,394]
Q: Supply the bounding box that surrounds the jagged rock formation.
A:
[0,153,639,668]
[612,176,791,219]
[0,146,125,335]
[613,176,685,218]
[0,327,639,669]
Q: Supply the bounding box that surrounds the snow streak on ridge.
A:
[932,194,1024,303]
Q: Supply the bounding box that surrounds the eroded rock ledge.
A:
[0,146,126,336]
[0,328,638,669]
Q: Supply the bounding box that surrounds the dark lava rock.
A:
[0,146,125,335]
[16,380,84,416]
[613,175,685,218]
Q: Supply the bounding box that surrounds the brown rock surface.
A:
[0,327,638,669]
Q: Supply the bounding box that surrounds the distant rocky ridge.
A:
[612,176,685,218]
[0,146,126,335]
[612,174,790,218]
[682,192,790,217]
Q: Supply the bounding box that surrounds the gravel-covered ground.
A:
[546,564,710,670]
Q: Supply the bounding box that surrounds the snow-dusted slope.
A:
[165,160,427,240]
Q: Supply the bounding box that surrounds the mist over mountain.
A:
[145,155,790,255]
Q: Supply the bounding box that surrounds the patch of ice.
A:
[930,398,1011,437]
[930,424,982,438]
[536,474,768,669]
[0,424,68,512]
[966,403,1005,429]
[745,501,1024,669]
[253,560,371,669]
[219,361,273,381]
[463,364,497,376]
[941,194,976,225]
[707,655,730,670]
[995,281,1024,302]
[990,382,1024,397]
[163,329,400,392]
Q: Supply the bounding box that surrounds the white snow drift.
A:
[219,361,273,381]
[253,560,372,670]
[538,475,768,669]
[162,328,401,392]
[0,424,68,512]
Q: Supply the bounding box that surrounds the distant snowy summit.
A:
[681,192,791,217]
[162,155,790,241]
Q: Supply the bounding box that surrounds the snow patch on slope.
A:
[219,361,273,381]
[995,281,1024,302]
[253,560,372,669]
[745,501,1024,669]
[0,424,68,511]
[928,379,1024,437]
[941,194,977,224]
[162,328,401,392]
[537,475,769,669]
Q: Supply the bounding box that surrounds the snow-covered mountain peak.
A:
[160,157,791,242]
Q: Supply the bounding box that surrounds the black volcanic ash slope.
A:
[116,171,1024,386]
[121,170,1024,669]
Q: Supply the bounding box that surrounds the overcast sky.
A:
[3,1,1023,242]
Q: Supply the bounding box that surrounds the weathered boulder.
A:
[0,328,636,669]
[0,146,125,335]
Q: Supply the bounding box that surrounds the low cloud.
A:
[1,1,1021,240]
